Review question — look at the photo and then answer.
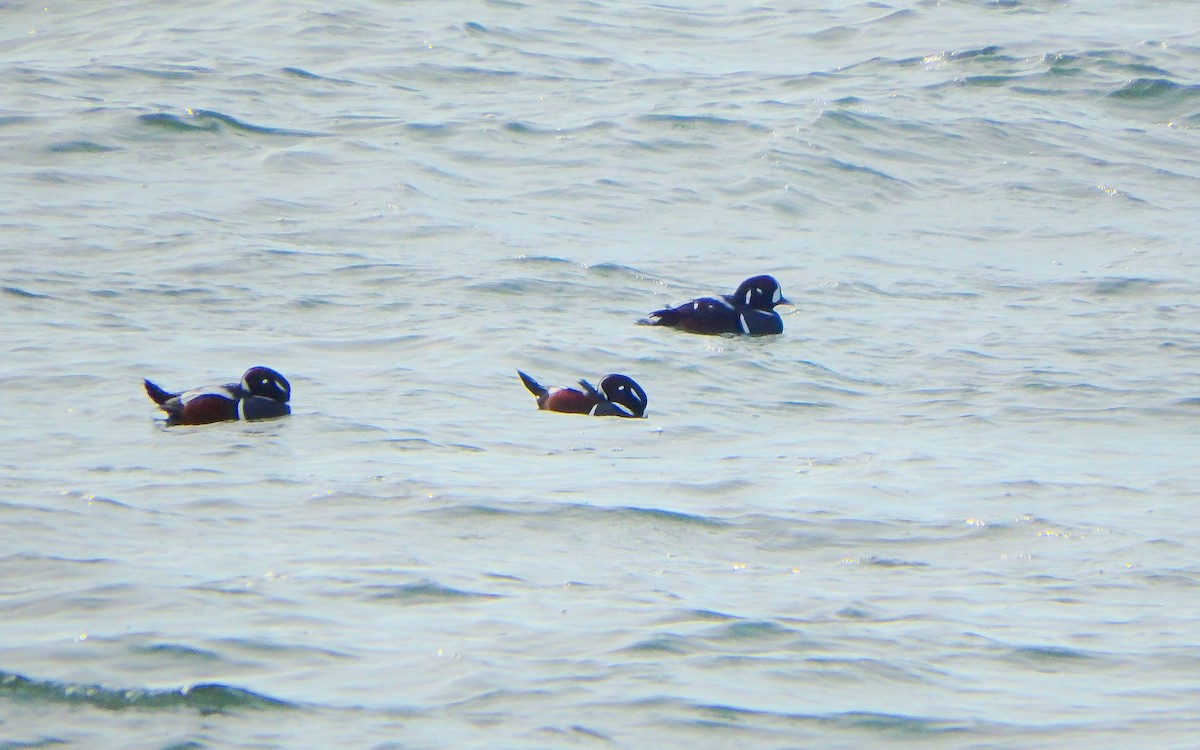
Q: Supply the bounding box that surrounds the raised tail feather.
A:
[517,371,547,398]
[639,308,674,326]
[143,379,175,405]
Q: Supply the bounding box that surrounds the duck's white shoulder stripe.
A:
[179,385,236,405]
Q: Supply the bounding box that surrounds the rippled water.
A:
[3,1,1200,748]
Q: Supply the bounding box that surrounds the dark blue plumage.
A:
[643,275,790,335]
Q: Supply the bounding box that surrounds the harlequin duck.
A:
[517,371,648,418]
[642,275,790,335]
[143,366,291,425]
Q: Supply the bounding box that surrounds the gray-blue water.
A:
[3,1,1200,747]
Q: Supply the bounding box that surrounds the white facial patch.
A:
[772,286,781,304]
[744,289,754,306]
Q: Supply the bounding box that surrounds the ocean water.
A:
[3,0,1200,747]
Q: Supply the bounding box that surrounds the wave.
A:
[364,579,504,604]
[3,286,52,300]
[138,109,325,138]
[627,696,978,735]
[0,670,292,714]
[1107,77,1200,102]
